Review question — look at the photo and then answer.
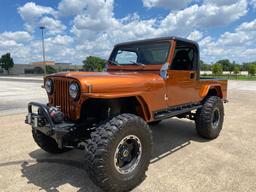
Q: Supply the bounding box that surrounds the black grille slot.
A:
[52,79,71,119]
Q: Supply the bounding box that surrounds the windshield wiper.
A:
[106,60,121,66]
[129,61,145,66]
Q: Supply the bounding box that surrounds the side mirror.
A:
[160,63,169,79]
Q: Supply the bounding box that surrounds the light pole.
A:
[40,26,46,75]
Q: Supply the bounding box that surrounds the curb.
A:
[0,77,43,83]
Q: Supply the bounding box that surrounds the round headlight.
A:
[69,82,80,100]
[45,79,53,94]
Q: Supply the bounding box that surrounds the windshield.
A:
[110,42,170,65]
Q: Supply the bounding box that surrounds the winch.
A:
[49,106,64,124]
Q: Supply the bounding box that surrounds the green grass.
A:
[201,74,256,81]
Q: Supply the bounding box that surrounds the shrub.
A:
[33,67,44,74]
[24,68,34,74]
[46,65,57,74]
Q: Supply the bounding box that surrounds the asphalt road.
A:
[0,79,256,192]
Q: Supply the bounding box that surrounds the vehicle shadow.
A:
[20,118,208,192]
[150,118,207,163]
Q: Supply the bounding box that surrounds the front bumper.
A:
[25,102,75,148]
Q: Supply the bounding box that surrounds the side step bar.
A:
[154,103,202,120]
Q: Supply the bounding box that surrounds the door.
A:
[165,44,199,106]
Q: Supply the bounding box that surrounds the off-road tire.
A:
[85,113,153,192]
[195,96,224,139]
[32,129,70,154]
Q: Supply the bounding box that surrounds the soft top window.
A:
[170,41,198,71]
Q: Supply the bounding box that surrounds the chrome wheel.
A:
[114,135,142,174]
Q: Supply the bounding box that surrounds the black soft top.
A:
[115,36,199,49]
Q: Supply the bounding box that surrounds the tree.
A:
[241,63,250,71]
[212,63,223,75]
[248,64,256,76]
[199,60,205,70]
[83,56,105,72]
[229,61,236,74]
[233,66,240,75]
[199,60,211,71]
[0,53,14,74]
[216,59,232,72]
[242,61,256,71]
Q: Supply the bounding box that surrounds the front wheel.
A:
[85,113,153,192]
[195,96,224,139]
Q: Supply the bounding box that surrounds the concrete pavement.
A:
[0,80,255,192]
[0,79,47,116]
[0,76,44,83]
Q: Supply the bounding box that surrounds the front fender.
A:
[81,91,144,99]
[81,92,152,121]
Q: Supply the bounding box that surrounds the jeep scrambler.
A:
[25,37,227,192]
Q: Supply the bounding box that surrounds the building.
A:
[55,62,72,66]
[0,63,83,75]
[32,61,55,65]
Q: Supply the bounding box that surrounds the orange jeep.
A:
[25,37,228,192]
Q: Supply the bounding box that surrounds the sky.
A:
[0,0,255,64]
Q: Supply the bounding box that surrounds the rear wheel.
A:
[32,129,71,154]
[195,96,224,139]
[85,113,153,192]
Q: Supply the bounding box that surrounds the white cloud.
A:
[18,2,56,19]
[0,32,74,64]
[236,19,256,31]
[70,0,248,62]
[0,32,28,63]
[250,0,256,8]
[72,0,114,32]
[41,39,75,63]
[187,30,203,41]
[1,0,253,64]
[218,19,256,46]
[0,31,31,58]
[51,35,74,45]
[205,0,239,6]
[72,12,158,60]
[241,48,256,57]
[198,18,256,63]
[39,17,66,34]
[159,0,248,35]
[0,40,21,49]
[143,0,193,9]
[0,31,32,42]
[18,2,57,32]
[58,0,88,17]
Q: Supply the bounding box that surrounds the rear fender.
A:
[200,84,223,98]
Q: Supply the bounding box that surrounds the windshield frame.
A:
[108,41,171,66]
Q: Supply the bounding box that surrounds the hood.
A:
[49,71,164,93]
